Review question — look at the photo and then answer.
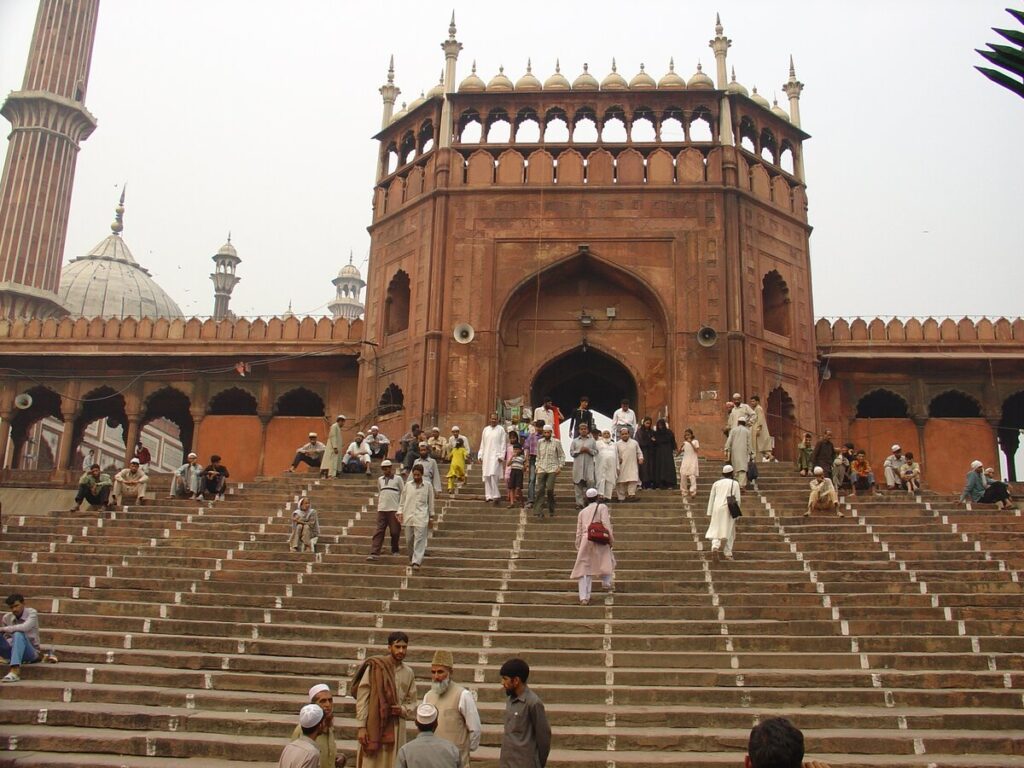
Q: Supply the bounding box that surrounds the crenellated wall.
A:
[816,316,1024,344]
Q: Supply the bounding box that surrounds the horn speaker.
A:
[696,326,718,347]
[453,323,475,344]
[14,393,33,410]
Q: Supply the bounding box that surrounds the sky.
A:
[1,0,1022,319]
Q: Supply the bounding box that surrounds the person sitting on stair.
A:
[805,466,841,517]
[112,457,148,506]
[70,463,113,512]
[2,593,58,683]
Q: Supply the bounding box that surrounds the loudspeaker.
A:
[14,393,33,410]
[453,323,475,344]
[697,326,718,347]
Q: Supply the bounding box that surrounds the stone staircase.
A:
[0,461,1023,766]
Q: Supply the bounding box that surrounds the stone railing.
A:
[0,314,364,344]
[815,316,1024,344]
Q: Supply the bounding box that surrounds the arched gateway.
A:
[498,250,668,418]
[531,346,638,419]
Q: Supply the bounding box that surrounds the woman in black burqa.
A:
[635,417,656,489]
[652,418,678,489]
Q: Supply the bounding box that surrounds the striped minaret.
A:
[0,0,100,319]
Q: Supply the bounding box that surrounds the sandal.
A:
[2,672,20,682]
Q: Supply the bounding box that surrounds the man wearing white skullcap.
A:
[961,460,989,504]
[279,703,328,768]
[705,464,740,562]
[446,426,471,460]
[727,392,755,432]
[290,684,346,767]
[883,444,905,490]
[396,702,460,768]
[171,451,203,499]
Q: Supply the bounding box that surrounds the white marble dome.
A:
[58,199,183,319]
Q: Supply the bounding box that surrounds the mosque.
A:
[0,1,1021,494]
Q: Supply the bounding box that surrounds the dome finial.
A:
[349,249,354,265]
[669,57,675,71]
[527,58,532,73]
[111,185,126,235]
[556,58,561,73]
[448,10,456,40]
[715,12,723,35]
[611,57,617,72]
[387,54,395,85]
[731,66,737,82]
[789,54,796,79]
[227,231,232,243]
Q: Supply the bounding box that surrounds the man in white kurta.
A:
[749,397,773,461]
[614,428,643,502]
[706,465,740,560]
[724,419,753,488]
[477,413,508,503]
[594,431,618,499]
[320,415,346,478]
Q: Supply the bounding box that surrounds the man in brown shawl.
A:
[353,631,417,768]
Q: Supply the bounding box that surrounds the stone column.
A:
[257,413,272,477]
[0,409,12,470]
[55,400,79,471]
[123,414,141,466]
[190,409,205,459]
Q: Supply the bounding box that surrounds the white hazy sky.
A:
[1,0,1022,319]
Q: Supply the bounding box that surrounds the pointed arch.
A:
[928,390,983,418]
[208,387,258,415]
[384,270,411,335]
[856,389,910,419]
[762,270,791,337]
[275,387,325,417]
[378,383,405,416]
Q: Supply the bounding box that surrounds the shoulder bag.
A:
[727,481,742,519]
[587,504,612,544]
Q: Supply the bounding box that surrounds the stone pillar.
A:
[55,400,79,471]
[257,413,272,477]
[0,409,12,470]
[123,414,141,466]
[190,409,205,459]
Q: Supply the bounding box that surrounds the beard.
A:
[504,685,516,698]
[431,679,450,696]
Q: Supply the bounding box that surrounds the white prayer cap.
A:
[732,392,742,399]
[813,466,824,475]
[542,423,553,432]
[418,441,429,447]
[130,458,140,464]
[984,467,995,474]
[308,432,317,438]
[356,431,365,437]
[187,452,197,458]
[336,414,347,420]
[722,464,734,474]
[451,426,460,431]
[431,426,440,432]
[970,460,983,469]
[308,683,331,701]
[737,417,747,425]
[380,460,393,467]
[298,703,324,728]
[585,488,599,499]
[416,703,438,725]
[370,425,380,431]
[891,444,901,452]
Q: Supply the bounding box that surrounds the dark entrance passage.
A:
[531,346,637,420]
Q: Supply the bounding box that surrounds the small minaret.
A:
[328,251,366,321]
[439,12,463,149]
[210,234,241,320]
[710,14,735,146]
[783,55,804,128]
[708,13,731,89]
[379,55,400,130]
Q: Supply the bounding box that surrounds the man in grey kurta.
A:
[569,424,597,508]
[724,418,753,488]
[499,658,551,768]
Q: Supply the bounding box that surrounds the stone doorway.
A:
[530,345,637,420]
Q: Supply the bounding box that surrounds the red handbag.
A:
[586,504,611,545]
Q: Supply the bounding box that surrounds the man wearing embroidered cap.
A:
[396,703,460,768]
[290,683,347,767]
[367,425,391,462]
[423,649,481,766]
[279,703,329,768]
